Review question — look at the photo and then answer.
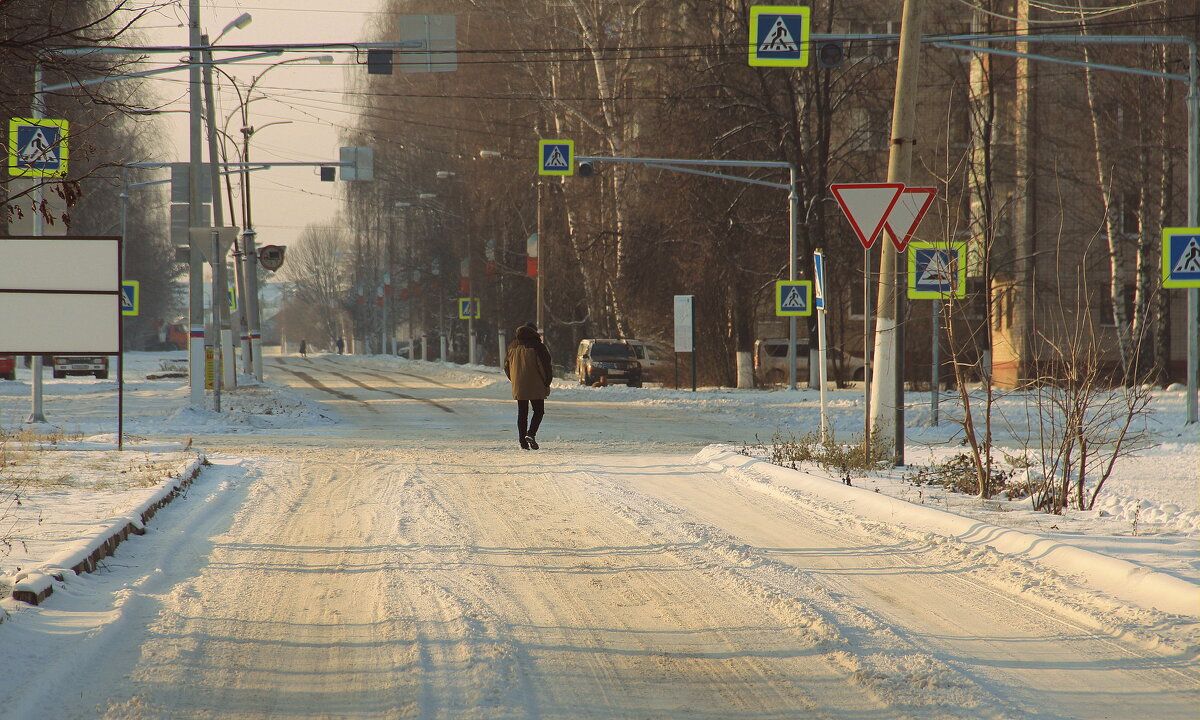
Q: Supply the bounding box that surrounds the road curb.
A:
[4,455,207,608]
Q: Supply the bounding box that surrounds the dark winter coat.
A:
[504,326,553,400]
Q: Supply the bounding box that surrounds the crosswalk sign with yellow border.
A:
[749,6,810,67]
[9,117,69,177]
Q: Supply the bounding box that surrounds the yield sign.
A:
[884,187,937,252]
[830,183,904,249]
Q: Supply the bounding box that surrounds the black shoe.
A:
[519,436,530,450]
[525,436,539,450]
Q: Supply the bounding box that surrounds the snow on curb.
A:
[694,445,1200,618]
[4,455,207,607]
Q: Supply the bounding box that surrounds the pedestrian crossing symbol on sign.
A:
[121,280,139,317]
[749,6,810,67]
[9,117,69,177]
[1163,228,1200,288]
[458,297,480,319]
[908,242,966,299]
[775,280,813,316]
[539,139,574,176]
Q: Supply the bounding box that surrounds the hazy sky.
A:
[137,0,389,249]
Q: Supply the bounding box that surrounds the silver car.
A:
[753,338,865,386]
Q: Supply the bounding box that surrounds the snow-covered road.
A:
[2,355,1196,719]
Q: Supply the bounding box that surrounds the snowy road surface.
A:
[2,355,1196,719]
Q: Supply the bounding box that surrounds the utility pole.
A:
[870,0,924,466]
[187,0,206,408]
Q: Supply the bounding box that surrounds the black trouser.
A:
[517,399,545,439]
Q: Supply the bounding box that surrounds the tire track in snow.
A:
[422,453,872,719]
[270,362,379,412]
[569,457,1023,720]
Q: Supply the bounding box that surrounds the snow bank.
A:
[695,445,1200,618]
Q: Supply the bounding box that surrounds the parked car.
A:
[51,355,109,379]
[0,355,14,381]
[753,338,865,387]
[626,340,668,383]
[575,339,642,387]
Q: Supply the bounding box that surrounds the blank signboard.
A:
[0,236,120,353]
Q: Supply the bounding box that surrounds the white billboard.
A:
[0,236,120,353]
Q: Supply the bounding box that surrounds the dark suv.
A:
[575,339,642,387]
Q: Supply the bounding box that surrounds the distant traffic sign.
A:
[813,250,826,310]
[121,280,139,316]
[458,297,480,319]
[775,280,813,316]
[1163,228,1200,288]
[749,6,810,67]
[539,140,574,176]
[9,117,68,177]
[908,242,966,299]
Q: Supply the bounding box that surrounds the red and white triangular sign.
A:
[830,182,905,249]
[884,187,937,252]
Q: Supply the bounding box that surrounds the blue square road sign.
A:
[749,6,810,67]
[775,280,812,316]
[1163,228,1200,288]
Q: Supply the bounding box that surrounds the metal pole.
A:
[1188,42,1198,424]
[380,286,387,355]
[931,298,940,426]
[25,65,48,424]
[202,37,233,397]
[691,307,697,392]
[187,0,206,408]
[863,246,871,461]
[815,250,830,443]
[536,181,544,332]
[210,228,221,412]
[788,168,798,391]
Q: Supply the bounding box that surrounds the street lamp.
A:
[212,54,333,380]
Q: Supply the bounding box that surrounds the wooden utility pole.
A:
[870,0,924,465]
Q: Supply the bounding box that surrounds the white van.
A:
[752,338,865,386]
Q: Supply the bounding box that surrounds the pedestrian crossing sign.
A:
[539,140,574,176]
[775,280,813,316]
[1163,228,1200,288]
[121,281,139,317]
[458,297,481,319]
[9,117,69,177]
[749,6,810,67]
[908,241,966,299]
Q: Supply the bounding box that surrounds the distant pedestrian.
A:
[299,339,308,358]
[336,337,345,355]
[503,322,552,450]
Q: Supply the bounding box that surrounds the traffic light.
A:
[577,161,595,178]
[817,40,844,68]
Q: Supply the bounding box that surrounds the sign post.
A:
[1163,228,1200,422]
[674,295,695,391]
[814,250,829,442]
[831,182,904,458]
[908,241,965,426]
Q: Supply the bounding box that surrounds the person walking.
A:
[299,339,308,358]
[336,337,345,355]
[503,322,552,450]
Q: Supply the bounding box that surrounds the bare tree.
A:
[279,223,351,347]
